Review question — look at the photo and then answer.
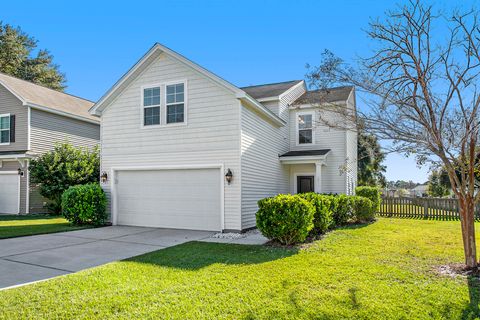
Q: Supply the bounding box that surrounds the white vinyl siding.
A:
[240,103,289,229]
[239,84,304,229]
[289,106,348,194]
[100,53,241,231]
[345,93,358,195]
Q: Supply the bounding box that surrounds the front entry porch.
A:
[279,149,330,194]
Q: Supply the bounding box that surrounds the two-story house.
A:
[90,43,357,232]
[0,73,100,214]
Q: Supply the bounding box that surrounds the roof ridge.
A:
[240,79,302,89]
[307,85,354,92]
[0,71,94,104]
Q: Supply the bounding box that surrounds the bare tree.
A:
[306,1,480,268]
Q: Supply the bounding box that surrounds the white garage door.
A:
[0,173,19,214]
[116,168,222,231]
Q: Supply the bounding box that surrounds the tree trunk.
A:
[459,196,478,269]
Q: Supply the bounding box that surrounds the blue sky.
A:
[3,0,472,183]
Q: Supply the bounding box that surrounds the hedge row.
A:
[256,187,380,245]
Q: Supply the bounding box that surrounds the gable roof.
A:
[0,72,97,123]
[293,86,354,105]
[90,43,285,126]
[241,80,303,100]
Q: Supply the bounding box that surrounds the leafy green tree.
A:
[0,21,66,90]
[427,170,450,197]
[358,132,386,187]
[29,143,100,214]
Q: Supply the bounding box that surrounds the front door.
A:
[297,176,314,193]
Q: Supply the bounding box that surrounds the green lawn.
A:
[0,214,90,239]
[0,218,478,319]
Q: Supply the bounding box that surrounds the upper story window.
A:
[297,113,313,144]
[0,114,10,144]
[143,87,161,126]
[166,83,185,124]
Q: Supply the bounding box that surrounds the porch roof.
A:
[279,149,331,165]
[279,149,330,157]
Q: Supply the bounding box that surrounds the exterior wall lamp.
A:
[100,171,108,183]
[17,168,24,177]
[225,169,233,184]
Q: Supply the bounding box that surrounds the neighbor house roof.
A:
[241,80,303,100]
[279,149,331,157]
[0,72,98,123]
[293,86,354,105]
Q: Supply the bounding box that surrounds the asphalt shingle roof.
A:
[241,80,303,100]
[0,72,97,122]
[293,86,354,105]
[279,149,331,157]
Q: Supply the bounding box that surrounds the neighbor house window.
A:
[0,114,10,144]
[166,83,185,124]
[143,87,161,126]
[298,113,313,144]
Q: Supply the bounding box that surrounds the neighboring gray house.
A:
[90,43,357,232]
[0,73,99,214]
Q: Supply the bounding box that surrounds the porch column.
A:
[315,162,322,193]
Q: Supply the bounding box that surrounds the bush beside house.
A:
[256,195,315,245]
[61,183,107,226]
[29,143,100,214]
[256,188,381,245]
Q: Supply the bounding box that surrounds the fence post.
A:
[423,199,429,219]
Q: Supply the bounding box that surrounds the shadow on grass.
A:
[336,221,373,230]
[461,276,480,319]
[127,241,299,270]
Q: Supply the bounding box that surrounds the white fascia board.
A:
[27,102,100,125]
[279,80,305,101]
[0,153,32,160]
[257,96,280,102]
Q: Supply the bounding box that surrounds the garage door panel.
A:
[116,168,221,231]
[0,174,19,214]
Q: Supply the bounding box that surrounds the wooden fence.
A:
[378,196,480,220]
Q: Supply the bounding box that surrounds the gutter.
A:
[26,102,100,125]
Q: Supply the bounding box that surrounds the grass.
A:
[0,214,91,239]
[0,218,479,319]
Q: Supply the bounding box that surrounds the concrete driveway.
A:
[0,226,214,290]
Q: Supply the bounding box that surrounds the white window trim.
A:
[296,111,315,146]
[140,80,188,129]
[140,84,162,128]
[164,80,188,127]
[0,113,11,146]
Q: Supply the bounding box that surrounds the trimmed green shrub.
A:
[351,196,375,222]
[298,193,333,234]
[330,194,353,226]
[355,186,382,212]
[256,194,315,245]
[61,183,107,226]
